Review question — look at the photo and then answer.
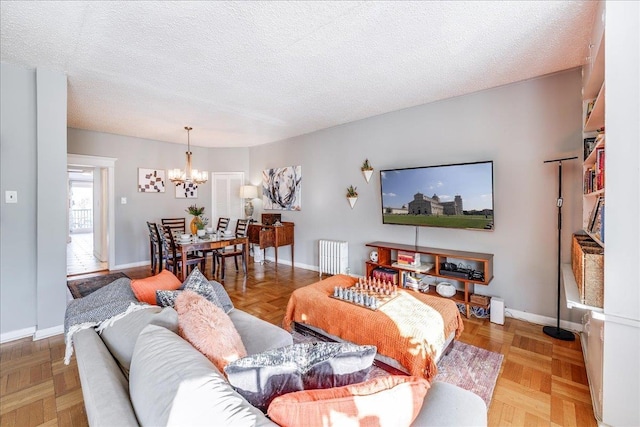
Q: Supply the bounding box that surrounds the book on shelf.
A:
[391,262,434,273]
[600,202,605,243]
[585,100,595,124]
[595,147,605,191]
[396,251,419,265]
[583,136,596,160]
[584,167,596,194]
[588,196,604,238]
[372,267,398,285]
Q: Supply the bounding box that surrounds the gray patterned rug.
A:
[67,272,129,299]
[292,331,502,407]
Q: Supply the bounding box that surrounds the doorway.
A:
[66,154,117,276]
[67,167,107,275]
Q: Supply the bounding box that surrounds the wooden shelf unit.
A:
[365,241,493,317]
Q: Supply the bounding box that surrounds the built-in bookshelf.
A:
[573,3,606,421]
[583,133,605,245]
[581,20,606,247]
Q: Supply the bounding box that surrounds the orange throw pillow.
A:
[130,270,182,305]
[174,290,247,374]
[267,375,429,427]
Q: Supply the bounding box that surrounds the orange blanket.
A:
[283,275,464,381]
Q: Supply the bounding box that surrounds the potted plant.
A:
[195,216,209,237]
[346,185,358,209]
[186,204,205,234]
[361,159,374,183]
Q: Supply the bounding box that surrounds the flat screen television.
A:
[380,161,494,230]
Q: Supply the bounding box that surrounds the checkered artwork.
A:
[138,168,166,193]
[175,182,198,198]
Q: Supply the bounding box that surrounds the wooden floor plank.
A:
[0,261,598,426]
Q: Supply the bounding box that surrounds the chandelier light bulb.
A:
[169,126,208,185]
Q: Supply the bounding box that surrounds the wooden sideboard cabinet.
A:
[248,222,294,268]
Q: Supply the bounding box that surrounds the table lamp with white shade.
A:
[240,185,258,219]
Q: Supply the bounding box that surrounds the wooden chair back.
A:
[146,221,163,273]
[214,219,250,279]
[161,218,186,235]
[235,219,250,238]
[216,217,230,233]
[160,225,205,275]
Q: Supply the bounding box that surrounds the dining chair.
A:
[201,217,231,273]
[146,221,163,274]
[216,217,230,234]
[161,217,186,235]
[213,219,250,280]
[160,225,205,277]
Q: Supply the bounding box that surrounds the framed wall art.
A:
[262,165,302,211]
[138,168,166,193]
[175,182,198,199]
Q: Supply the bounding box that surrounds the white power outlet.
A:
[5,191,17,203]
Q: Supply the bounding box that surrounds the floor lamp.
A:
[542,156,578,341]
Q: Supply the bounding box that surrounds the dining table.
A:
[175,234,249,281]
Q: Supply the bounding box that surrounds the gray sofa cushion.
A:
[73,328,139,427]
[129,324,276,427]
[412,381,487,426]
[206,279,234,313]
[228,309,292,355]
[100,306,178,378]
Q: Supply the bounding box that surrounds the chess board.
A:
[329,285,399,311]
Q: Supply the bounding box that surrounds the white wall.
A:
[35,69,68,333]
[1,63,38,335]
[249,69,584,323]
[67,129,250,267]
[0,62,67,338]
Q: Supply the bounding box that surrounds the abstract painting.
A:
[175,182,198,199]
[138,168,165,193]
[262,166,301,210]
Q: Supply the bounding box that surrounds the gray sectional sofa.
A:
[73,304,487,426]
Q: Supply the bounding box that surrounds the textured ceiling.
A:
[1,1,598,148]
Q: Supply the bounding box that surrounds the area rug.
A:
[434,341,503,407]
[292,331,502,407]
[67,272,130,299]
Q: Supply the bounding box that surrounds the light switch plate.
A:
[121,197,127,204]
[5,191,17,203]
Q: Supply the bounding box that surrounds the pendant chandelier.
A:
[169,126,208,185]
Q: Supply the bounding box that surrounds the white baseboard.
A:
[34,325,64,340]
[505,307,583,332]
[112,260,150,270]
[1,324,64,343]
[1,326,36,344]
[266,259,351,276]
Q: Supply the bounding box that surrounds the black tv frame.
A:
[379,160,495,231]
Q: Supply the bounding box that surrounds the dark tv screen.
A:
[380,161,494,230]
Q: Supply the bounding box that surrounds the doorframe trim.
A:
[67,154,117,270]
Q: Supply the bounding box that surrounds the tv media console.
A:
[365,241,494,317]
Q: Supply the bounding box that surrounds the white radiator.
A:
[319,240,349,275]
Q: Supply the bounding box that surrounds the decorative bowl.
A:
[436,282,456,298]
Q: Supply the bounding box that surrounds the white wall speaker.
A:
[490,297,505,325]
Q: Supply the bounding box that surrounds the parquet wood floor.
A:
[0,260,596,426]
